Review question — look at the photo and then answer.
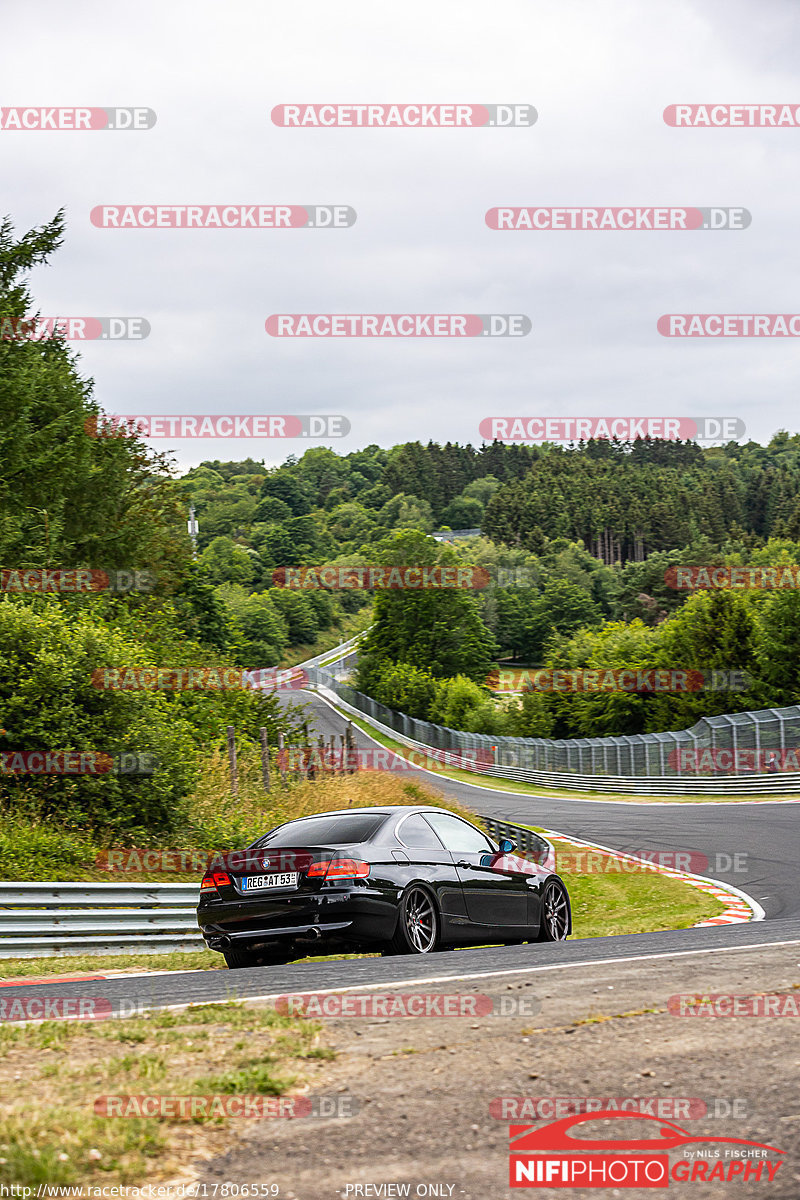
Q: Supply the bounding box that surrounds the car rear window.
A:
[256,813,386,847]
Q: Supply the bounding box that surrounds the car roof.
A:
[288,805,463,819]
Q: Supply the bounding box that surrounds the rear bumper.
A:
[202,920,354,951]
[197,886,397,951]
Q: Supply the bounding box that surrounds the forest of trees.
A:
[10,208,800,785]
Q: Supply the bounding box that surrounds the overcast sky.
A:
[3,0,800,473]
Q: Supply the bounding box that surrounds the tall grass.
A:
[0,747,481,880]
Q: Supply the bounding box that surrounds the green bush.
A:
[0,598,199,835]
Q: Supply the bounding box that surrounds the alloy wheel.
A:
[542,881,569,940]
[403,886,437,952]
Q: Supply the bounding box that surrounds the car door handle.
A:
[456,860,471,868]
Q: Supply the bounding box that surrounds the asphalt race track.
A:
[6,688,800,1012]
[295,689,800,921]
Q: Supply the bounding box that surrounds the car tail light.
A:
[307,858,370,879]
[200,872,232,891]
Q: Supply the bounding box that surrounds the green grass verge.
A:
[0,949,378,980]
[544,836,724,935]
[0,1001,330,1187]
[0,950,225,979]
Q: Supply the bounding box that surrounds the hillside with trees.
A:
[15,211,800,769]
[0,212,304,849]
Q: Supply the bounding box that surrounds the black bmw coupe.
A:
[197,805,571,969]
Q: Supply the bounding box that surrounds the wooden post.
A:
[259,727,270,793]
[346,723,357,774]
[226,726,238,797]
[278,731,287,786]
[302,722,311,779]
[339,735,347,775]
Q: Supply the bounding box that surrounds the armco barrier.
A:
[480,817,551,863]
[308,673,800,796]
[0,882,203,958]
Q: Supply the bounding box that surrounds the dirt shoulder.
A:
[189,943,800,1200]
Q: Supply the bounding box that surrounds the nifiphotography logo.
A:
[508,1111,784,1188]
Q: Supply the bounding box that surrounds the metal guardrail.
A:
[0,882,204,958]
[311,679,800,796]
[292,631,366,672]
[480,817,551,864]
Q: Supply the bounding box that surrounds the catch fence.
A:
[307,667,800,794]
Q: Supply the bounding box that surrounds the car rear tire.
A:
[388,885,440,954]
[535,879,570,942]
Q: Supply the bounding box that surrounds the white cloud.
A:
[2,0,798,470]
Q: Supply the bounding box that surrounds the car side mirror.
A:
[498,838,515,853]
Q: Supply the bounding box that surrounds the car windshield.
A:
[256,813,386,847]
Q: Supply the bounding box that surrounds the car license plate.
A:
[241,872,299,891]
